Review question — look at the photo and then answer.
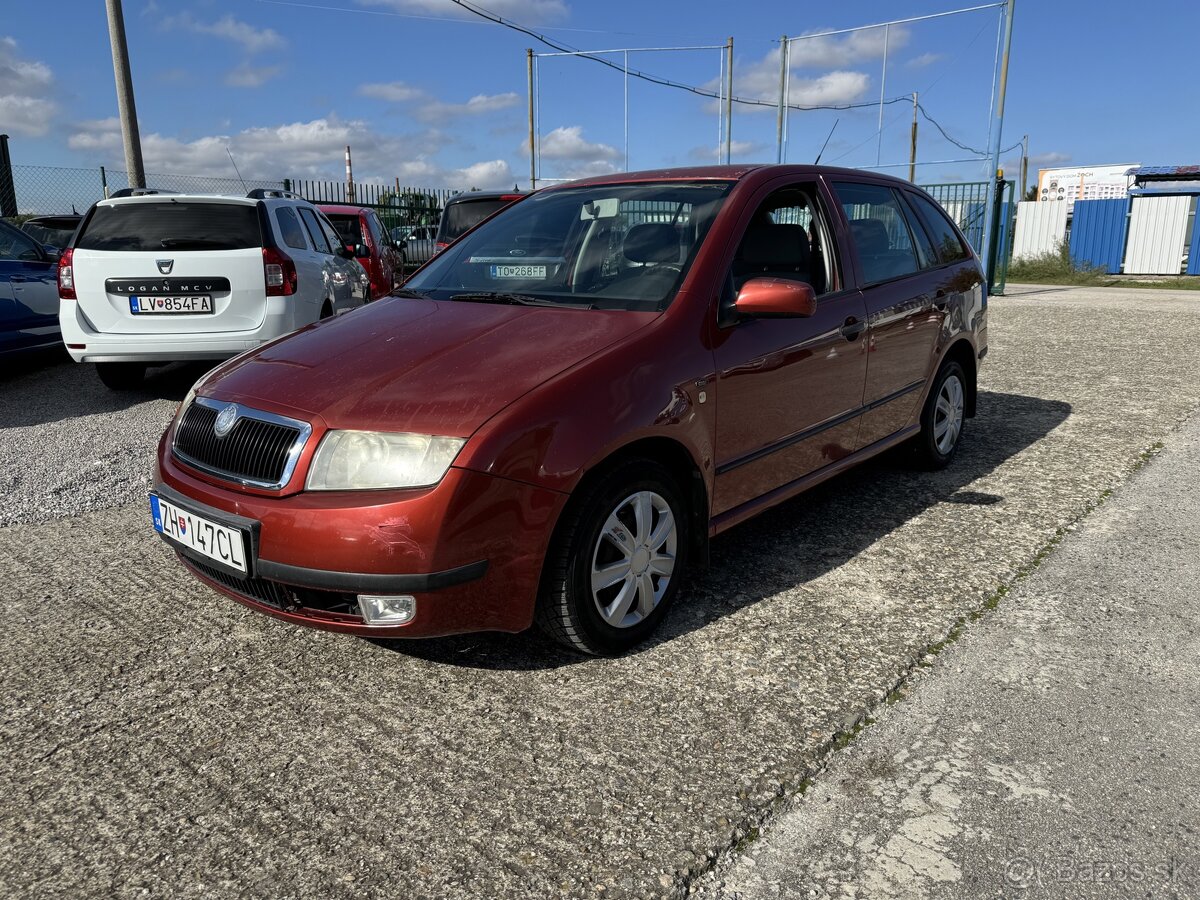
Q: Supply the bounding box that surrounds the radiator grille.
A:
[173,399,308,488]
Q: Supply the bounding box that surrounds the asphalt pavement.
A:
[698,381,1200,900]
[2,285,1200,899]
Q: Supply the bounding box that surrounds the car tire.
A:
[913,359,967,470]
[536,459,688,656]
[95,362,146,391]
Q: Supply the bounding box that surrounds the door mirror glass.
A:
[734,277,816,318]
[41,244,61,261]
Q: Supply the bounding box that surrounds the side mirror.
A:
[42,244,62,261]
[354,243,370,258]
[734,277,817,318]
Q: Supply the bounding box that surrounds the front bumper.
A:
[155,443,568,638]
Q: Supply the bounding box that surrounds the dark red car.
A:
[153,165,986,655]
[318,204,402,299]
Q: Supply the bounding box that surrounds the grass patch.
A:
[1008,241,1200,289]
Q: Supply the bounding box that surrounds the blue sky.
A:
[2,0,1196,191]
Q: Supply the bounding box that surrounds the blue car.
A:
[1,218,61,356]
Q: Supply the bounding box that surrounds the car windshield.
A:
[406,182,732,312]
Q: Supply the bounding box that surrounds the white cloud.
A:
[67,115,448,181]
[416,92,521,123]
[705,47,871,113]
[689,139,762,162]
[789,71,871,107]
[64,115,519,190]
[0,36,56,136]
[537,126,618,161]
[225,64,283,88]
[358,0,567,23]
[163,14,286,53]
[359,81,425,103]
[788,26,909,69]
[906,52,942,68]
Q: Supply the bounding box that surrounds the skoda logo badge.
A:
[157,259,174,275]
[213,403,239,438]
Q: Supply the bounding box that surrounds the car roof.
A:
[445,190,528,204]
[97,193,262,207]
[23,214,82,225]
[316,204,370,216]
[549,163,920,191]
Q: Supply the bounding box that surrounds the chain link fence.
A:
[5,164,287,217]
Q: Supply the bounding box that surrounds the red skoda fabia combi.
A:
[153,165,986,655]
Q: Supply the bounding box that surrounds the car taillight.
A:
[57,247,76,300]
[434,242,449,254]
[263,246,297,296]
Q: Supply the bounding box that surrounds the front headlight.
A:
[305,430,466,491]
[172,380,201,427]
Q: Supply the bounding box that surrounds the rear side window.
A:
[365,212,386,248]
[326,214,363,247]
[77,202,260,252]
[832,182,920,284]
[441,198,512,241]
[908,193,971,263]
[274,207,309,251]
[297,207,331,254]
[898,197,938,268]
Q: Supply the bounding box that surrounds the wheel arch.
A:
[550,435,710,574]
[941,338,978,418]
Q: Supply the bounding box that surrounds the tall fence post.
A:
[283,178,291,193]
[0,134,18,217]
[987,173,1007,293]
[100,166,109,200]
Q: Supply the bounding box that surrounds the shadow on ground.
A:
[380,390,1072,670]
[0,356,215,429]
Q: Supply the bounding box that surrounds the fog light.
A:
[357,594,416,626]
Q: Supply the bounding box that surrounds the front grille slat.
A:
[172,399,307,489]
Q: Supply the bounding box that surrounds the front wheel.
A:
[913,359,967,469]
[536,460,688,656]
[95,362,145,391]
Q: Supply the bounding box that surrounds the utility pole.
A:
[526,49,536,189]
[723,37,733,164]
[1020,134,1029,198]
[775,36,788,163]
[908,92,918,182]
[981,0,1015,290]
[104,0,145,188]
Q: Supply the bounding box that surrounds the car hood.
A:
[204,297,656,437]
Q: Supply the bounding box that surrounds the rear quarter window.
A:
[77,202,261,251]
[908,193,971,263]
[274,207,310,251]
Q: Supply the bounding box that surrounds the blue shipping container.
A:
[1070,199,1128,274]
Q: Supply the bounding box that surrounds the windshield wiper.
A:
[450,292,593,309]
[390,288,430,299]
[159,238,231,249]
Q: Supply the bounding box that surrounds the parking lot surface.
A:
[3,285,1200,899]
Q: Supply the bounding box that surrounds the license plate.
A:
[151,493,248,574]
[489,264,546,279]
[130,295,213,314]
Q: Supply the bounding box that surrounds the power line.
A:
[447,0,928,113]
[917,103,1021,157]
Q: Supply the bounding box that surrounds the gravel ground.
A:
[2,285,1200,899]
[697,385,1200,900]
[0,352,213,527]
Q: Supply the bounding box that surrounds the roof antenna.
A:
[814,118,839,165]
[226,146,249,192]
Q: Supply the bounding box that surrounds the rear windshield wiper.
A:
[450,292,593,309]
[159,238,233,249]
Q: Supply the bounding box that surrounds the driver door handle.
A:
[840,316,866,341]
